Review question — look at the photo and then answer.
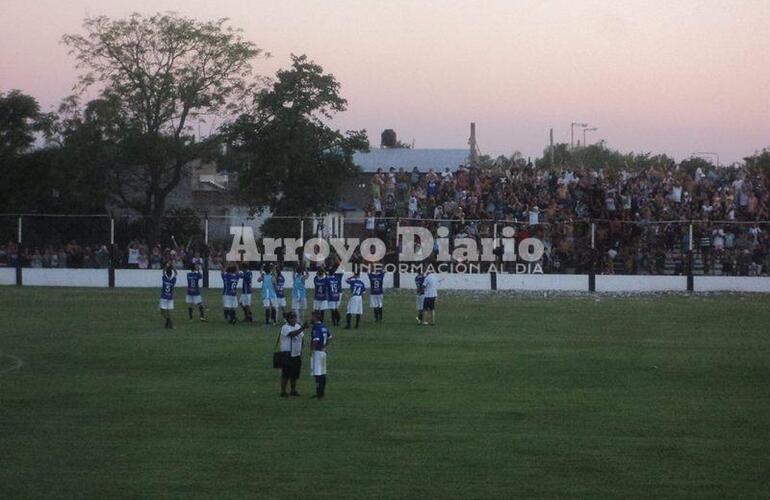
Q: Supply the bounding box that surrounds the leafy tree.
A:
[679,156,713,176]
[62,12,266,242]
[744,149,770,175]
[226,54,369,218]
[0,90,61,213]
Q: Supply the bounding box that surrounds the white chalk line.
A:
[0,352,24,375]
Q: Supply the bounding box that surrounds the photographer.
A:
[279,312,305,397]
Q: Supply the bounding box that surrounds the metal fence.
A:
[1,214,769,279]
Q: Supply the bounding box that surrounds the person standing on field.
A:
[345,271,366,329]
[421,270,439,326]
[292,265,309,320]
[414,270,425,324]
[185,263,206,322]
[159,264,177,329]
[310,311,332,399]
[279,311,305,398]
[221,264,240,325]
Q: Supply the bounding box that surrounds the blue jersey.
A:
[261,273,276,299]
[311,322,332,351]
[222,272,239,296]
[327,273,342,302]
[415,274,425,295]
[275,274,286,298]
[313,275,328,301]
[427,179,439,196]
[241,270,253,294]
[161,274,176,300]
[348,277,365,297]
[186,271,202,296]
[368,272,385,296]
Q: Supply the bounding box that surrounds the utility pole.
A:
[571,122,588,149]
[549,128,554,166]
[468,122,479,166]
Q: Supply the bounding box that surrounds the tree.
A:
[679,156,713,176]
[225,54,369,219]
[0,90,60,213]
[62,12,266,242]
[0,90,46,159]
[744,149,770,175]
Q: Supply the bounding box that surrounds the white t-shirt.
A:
[423,273,438,298]
[671,186,682,203]
[528,208,539,225]
[280,324,304,357]
[128,248,139,264]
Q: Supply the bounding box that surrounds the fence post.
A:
[16,216,22,286]
[108,217,116,288]
[202,215,210,289]
[300,218,304,244]
[687,223,694,292]
[589,222,596,292]
[490,222,498,290]
[393,218,400,289]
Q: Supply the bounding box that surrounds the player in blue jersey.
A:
[221,264,240,325]
[239,263,254,322]
[414,270,425,325]
[312,268,329,322]
[159,264,177,329]
[292,264,309,321]
[326,267,344,326]
[344,271,366,329]
[310,311,332,399]
[258,265,278,325]
[274,269,287,320]
[368,270,385,322]
[185,263,206,322]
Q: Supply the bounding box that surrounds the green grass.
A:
[1,287,769,499]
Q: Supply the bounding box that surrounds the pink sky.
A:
[1,0,769,163]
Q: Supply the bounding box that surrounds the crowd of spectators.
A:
[0,240,231,271]
[365,161,769,275]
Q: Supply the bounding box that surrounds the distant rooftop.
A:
[353,148,469,173]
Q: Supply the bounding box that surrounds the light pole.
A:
[583,127,598,146]
[691,151,720,168]
[571,122,588,149]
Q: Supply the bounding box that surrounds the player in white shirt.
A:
[421,270,439,326]
[278,311,306,397]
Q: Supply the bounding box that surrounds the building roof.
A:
[353,148,469,173]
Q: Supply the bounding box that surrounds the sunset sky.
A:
[2,0,769,163]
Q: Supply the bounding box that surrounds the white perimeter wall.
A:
[23,268,108,287]
[596,275,688,293]
[694,276,770,293]
[0,268,17,285]
[3,269,770,293]
[498,274,588,292]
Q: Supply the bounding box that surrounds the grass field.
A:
[1,287,769,499]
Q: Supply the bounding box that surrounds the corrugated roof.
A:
[353,148,469,173]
